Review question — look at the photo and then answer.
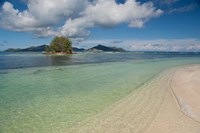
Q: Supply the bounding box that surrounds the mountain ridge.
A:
[4,44,126,52]
[85,45,126,52]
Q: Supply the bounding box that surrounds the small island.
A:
[45,36,73,55]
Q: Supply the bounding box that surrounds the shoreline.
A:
[170,65,200,123]
[68,65,200,133]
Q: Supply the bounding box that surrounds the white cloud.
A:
[0,0,89,36]
[78,39,200,52]
[0,2,55,37]
[59,17,94,37]
[59,0,163,37]
[129,19,145,28]
[84,0,160,27]
[128,39,200,51]
[168,4,198,14]
[27,0,88,25]
[0,0,163,38]
[1,2,37,29]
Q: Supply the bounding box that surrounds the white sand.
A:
[171,65,200,122]
[145,65,200,133]
[67,65,200,133]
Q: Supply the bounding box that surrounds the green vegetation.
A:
[46,36,73,54]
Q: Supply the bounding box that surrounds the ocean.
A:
[1,52,200,132]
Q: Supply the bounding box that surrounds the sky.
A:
[0,0,200,51]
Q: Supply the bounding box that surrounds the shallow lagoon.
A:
[1,52,200,132]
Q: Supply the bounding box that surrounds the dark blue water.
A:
[1,52,200,70]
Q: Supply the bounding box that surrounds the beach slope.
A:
[68,65,200,133]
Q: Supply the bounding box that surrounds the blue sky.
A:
[0,0,200,51]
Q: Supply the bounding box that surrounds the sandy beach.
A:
[68,65,200,133]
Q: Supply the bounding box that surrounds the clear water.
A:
[1,51,200,70]
[1,52,200,133]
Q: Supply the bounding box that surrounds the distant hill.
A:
[4,45,47,52]
[4,44,125,53]
[72,47,85,52]
[4,45,85,52]
[85,45,126,52]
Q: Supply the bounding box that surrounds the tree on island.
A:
[45,36,73,54]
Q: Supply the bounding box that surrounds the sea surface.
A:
[1,52,200,132]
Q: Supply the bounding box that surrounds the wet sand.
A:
[67,65,200,133]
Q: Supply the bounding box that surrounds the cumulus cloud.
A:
[0,0,89,36]
[59,0,163,37]
[1,2,37,29]
[27,0,88,25]
[85,0,162,27]
[0,2,55,37]
[78,39,200,52]
[59,17,94,38]
[0,0,163,38]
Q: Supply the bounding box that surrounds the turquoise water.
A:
[1,54,200,132]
